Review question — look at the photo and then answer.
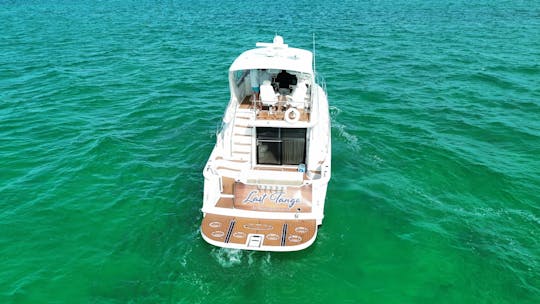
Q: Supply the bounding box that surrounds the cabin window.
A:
[256,128,306,165]
[234,70,249,87]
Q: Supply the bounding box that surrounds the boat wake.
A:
[210,248,244,268]
[210,247,274,270]
[334,122,361,152]
[330,105,361,152]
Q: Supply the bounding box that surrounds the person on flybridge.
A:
[250,69,271,102]
[249,69,272,110]
[275,69,297,94]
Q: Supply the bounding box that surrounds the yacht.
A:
[200,36,331,251]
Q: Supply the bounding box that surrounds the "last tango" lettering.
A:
[242,190,301,208]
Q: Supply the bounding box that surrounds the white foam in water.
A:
[329,105,361,152]
[247,251,256,266]
[260,253,273,275]
[262,252,271,265]
[335,123,361,152]
[329,105,341,118]
[210,248,244,268]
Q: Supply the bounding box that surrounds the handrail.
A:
[229,99,239,158]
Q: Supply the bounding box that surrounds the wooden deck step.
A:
[201,213,317,251]
[221,177,235,195]
[215,197,234,208]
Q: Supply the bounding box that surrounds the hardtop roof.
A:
[229,37,313,75]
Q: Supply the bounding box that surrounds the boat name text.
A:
[242,190,300,208]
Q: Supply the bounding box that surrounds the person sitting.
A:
[275,70,297,94]
[250,69,271,110]
[250,69,271,100]
[249,69,271,109]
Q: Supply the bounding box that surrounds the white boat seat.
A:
[260,80,278,106]
[286,80,308,109]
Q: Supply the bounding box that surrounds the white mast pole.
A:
[312,33,316,77]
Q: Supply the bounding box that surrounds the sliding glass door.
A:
[257,128,306,165]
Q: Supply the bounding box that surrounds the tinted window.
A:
[256,128,306,165]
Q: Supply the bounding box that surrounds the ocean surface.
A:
[1,0,539,303]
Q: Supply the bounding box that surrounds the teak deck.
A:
[239,96,310,122]
[201,213,317,249]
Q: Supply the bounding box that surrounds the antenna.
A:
[312,33,317,76]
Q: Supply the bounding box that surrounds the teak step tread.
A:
[215,197,234,208]
[221,177,235,195]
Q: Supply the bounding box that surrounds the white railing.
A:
[229,102,239,158]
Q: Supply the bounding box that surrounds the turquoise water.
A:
[1,0,539,303]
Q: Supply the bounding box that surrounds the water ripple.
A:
[1,0,539,303]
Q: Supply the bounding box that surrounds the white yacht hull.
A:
[200,37,331,251]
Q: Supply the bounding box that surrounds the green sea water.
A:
[1,0,539,303]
